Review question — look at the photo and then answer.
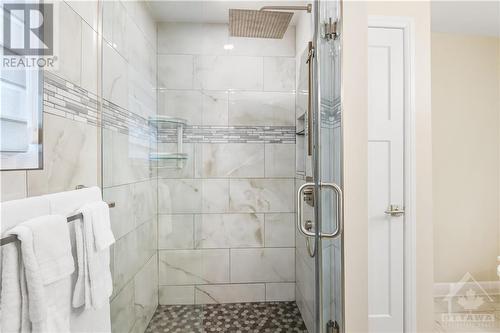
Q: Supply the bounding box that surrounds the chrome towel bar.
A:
[0,201,115,246]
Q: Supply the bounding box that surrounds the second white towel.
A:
[73,201,115,310]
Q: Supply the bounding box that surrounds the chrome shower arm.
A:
[259,4,312,13]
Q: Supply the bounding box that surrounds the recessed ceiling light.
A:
[223,44,234,50]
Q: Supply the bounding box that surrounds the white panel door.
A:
[368,27,405,332]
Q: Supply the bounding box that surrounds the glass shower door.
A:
[297,1,342,332]
[315,0,343,332]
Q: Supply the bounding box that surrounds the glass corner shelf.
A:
[149,152,188,169]
[148,115,187,128]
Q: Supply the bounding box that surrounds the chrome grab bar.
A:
[297,182,343,239]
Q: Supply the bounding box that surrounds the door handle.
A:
[297,182,316,237]
[384,204,405,217]
[297,182,343,239]
[319,182,343,238]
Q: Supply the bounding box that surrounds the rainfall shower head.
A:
[229,4,311,39]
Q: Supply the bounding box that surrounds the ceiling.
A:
[146,0,308,25]
[431,1,500,37]
[146,1,500,37]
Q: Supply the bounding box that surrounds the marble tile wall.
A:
[100,2,158,333]
[156,22,297,305]
[1,2,159,333]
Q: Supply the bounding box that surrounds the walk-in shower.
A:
[99,1,344,332]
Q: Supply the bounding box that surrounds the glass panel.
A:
[315,0,343,332]
[100,1,159,332]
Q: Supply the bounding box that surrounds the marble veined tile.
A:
[128,67,156,120]
[103,184,134,240]
[265,283,295,301]
[265,213,295,247]
[202,144,264,178]
[133,179,157,226]
[158,55,193,89]
[102,0,128,60]
[194,55,263,91]
[158,22,202,55]
[157,143,201,179]
[159,249,230,285]
[27,114,98,196]
[265,144,296,178]
[159,286,195,305]
[134,255,158,332]
[158,90,202,125]
[194,213,264,249]
[195,284,265,304]
[264,57,296,92]
[228,91,295,126]
[158,214,194,249]
[158,179,202,214]
[202,91,228,126]
[0,171,26,202]
[102,41,128,110]
[110,279,135,333]
[50,2,82,86]
[230,248,295,283]
[229,179,295,213]
[110,131,151,186]
[66,0,99,31]
[81,22,98,95]
[202,179,229,213]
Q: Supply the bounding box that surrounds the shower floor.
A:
[145,301,308,332]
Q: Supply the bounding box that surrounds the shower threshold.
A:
[145,301,308,332]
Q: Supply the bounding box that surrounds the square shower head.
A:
[229,9,293,39]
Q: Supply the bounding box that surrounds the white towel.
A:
[45,187,112,332]
[2,215,75,332]
[0,242,30,333]
[73,201,114,310]
[1,196,51,333]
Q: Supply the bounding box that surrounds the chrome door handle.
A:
[319,182,343,238]
[297,182,343,239]
[297,183,316,237]
[384,204,405,217]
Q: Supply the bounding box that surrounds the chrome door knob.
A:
[384,204,405,217]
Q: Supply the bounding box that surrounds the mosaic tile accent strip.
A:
[157,126,296,144]
[43,72,100,126]
[43,72,296,143]
[43,72,153,139]
[145,301,308,333]
[102,99,153,139]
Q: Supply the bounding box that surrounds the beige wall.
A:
[343,1,369,331]
[432,32,500,282]
[343,1,434,332]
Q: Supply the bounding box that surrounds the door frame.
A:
[367,16,417,333]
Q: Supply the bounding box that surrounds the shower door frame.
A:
[311,0,345,332]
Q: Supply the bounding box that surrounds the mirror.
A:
[1,3,44,170]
